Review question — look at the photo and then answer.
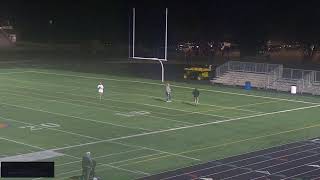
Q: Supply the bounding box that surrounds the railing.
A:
[215,61,282,77]
[214,60,320,95]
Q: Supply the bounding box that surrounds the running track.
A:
[138,138,320,180]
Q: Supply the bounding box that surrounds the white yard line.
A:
[2,86,319,167]
[1,77,274,119]
[2,112,320,179]
[0,115,103,141]
[110,141,200,161]
[171,108,262,117]
[55,148,144,167]
[106,90,262,114]
[56,90,228,119]
[0,101,150,132]
[85,125,320,179]
[233,100,278,108]
[0,115,199,162]
[198,102,262,113]
[0,82,173,117]
[123,101,230,118]
[119,123,320,176]
[2,76,263,115]
[0,136,47,151]
[0,89,194,126]
[0,75,294,115]
[28,70,320,105]
[108,152,165,165]
[50,104,320,152]
[0,71,30,75]
[0,136,149,178]
[54,160,149,179]
[0,85,229,120]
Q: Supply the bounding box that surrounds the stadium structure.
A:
[0,20,16,47]
[212,61,320,95]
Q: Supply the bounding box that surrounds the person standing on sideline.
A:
[97,82,104,100]
[165,83,172,102]
[192,88,200,105]
[82,152,93,180]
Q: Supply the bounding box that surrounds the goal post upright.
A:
[132,8,135,58]
[130,8,168,83]
[165,8,168,61]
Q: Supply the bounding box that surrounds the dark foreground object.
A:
[138,138,320,180]
[1,162,54,178]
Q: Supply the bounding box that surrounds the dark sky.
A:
[1,1,320,43]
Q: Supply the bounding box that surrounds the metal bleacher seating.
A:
[211,61,320,95]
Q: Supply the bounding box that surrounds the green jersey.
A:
[192,89,200,97]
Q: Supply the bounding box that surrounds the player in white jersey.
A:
[97,82,104,100]
[165,83,172,102]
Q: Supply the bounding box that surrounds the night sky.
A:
[1,1,320,44]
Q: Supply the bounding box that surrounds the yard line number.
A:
[19,123,60,131]
[115,111,150,117]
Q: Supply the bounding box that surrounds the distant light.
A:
[196,46,199,48]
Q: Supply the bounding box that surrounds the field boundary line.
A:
[0,115,103,141]
[28,70,320,105]
[0,82,173,117]
[50,103,320,151]
[0,136,46,150]
[0,136,149,177]
[233,100,278,107]
[171,107,262,117]
[109,141,200,161]
[108,152,165,165]
[122,140,320,170]
[0,89,194,126]
[55,148,144,167]
[0,74,302,113]
[0,112,199,162]
[177,122,320,156]
[0,83,230,119]
[2,76,263,115]
[0,81,228,120]
[0,71,31,75]
[98,123,320,179]
[53,157,150,180]
[103,90,262,114]
[0,101,150,132]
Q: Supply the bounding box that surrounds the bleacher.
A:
[211,61,320,95]
[212,71,269,88]
[269,79,299,92]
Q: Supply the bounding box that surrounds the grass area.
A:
[0,67,320,179]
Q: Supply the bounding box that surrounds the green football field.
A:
[1,66,320,180]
